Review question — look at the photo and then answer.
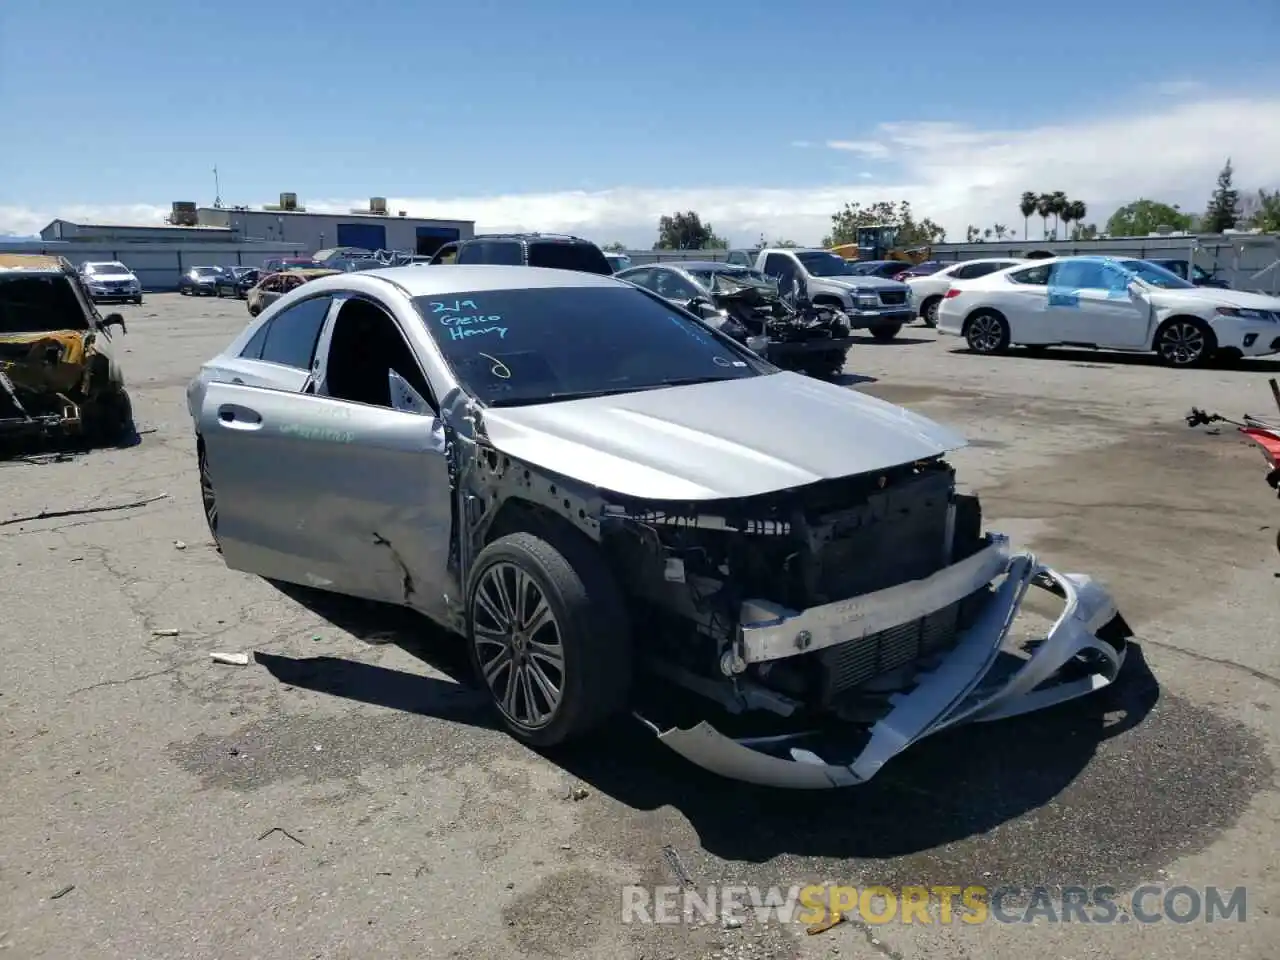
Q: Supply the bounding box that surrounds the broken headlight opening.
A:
[597,456,1130,788]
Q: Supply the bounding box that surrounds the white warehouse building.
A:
[196,193,474,257]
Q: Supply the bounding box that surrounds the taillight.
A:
[944,287,962,299]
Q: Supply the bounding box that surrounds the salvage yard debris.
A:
[0,254,135,449]
[0,492,169,527]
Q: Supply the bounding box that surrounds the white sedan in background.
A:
[906,257,1026,327]
[936,256,1280,367]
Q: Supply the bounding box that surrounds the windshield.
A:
[413,286,765,407]
[0,275,91,334]
[795,251,855,277]
[193,267,219,276]
[86,263,129,276]
[1116,259,1195,289]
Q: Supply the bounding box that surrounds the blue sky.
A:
[2,0,1279,244]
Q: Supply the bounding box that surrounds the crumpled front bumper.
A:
[643,536,1130,789]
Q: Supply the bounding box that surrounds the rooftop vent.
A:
[370,196,388,215]
[167,201,198,226]
[263,191,305,213]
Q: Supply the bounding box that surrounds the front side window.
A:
[413,286,766,408]
[258,296,332,369]
[1113,259,1195,289]
[1050,260,1110,290]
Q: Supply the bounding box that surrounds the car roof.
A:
[322,263,625,297]
[0,253,69,274]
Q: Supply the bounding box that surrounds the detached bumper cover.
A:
[649,536,1129,789]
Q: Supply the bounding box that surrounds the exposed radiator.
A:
[817,600,962,703]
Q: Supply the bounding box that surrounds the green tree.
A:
[1104,199,1193,236]
[600,241,627,252]
[821,200,946,248]
[1019,191,1038,240]
[993,223,1008,240]
[1248,188,1280,232]
[655,211,728,250]
[1202,158,1241,233]
[1065,199,1087,237]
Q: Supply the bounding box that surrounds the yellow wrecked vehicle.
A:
[0,254,134,446]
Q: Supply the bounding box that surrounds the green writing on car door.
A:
[279,423,355,443]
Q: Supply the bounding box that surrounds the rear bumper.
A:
[643,537,1130,788]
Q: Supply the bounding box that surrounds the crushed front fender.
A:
[643,543,1130,789]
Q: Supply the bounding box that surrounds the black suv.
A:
[427,233,613,275]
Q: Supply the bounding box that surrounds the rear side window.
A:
[239,320,271,359]
[527,242,612,275]
[258,296,332,369]
[1008,264,1052,285]
[957,261,1013,280]
[458,241,523,265]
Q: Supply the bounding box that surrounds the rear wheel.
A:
[965,311,1010,354]
[466,531,632,748]
[922,297,942,327]
[248,303,261,317]
[198,439,220,550]
[1155,318,1213,367]
[870,324,902,342]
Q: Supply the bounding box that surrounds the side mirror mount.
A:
[100,313,127,334]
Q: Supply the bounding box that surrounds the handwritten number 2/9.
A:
[478,352,511,379]
[430,299,478,314]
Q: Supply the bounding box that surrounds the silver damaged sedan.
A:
[186,264,1132,788]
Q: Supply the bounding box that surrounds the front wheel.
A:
[870,323,902,342]
[466,531,632,748]
[965,311,1010,354]
[248,303,261,317]
[1155,318,1213,367]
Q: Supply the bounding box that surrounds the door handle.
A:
[217,403,263,428]
[231,377,245,384]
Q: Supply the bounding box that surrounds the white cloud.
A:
[826,139,892,158]
[4,92,1279,247]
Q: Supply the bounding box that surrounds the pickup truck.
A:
[753,248,915,341]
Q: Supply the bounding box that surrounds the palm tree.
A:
[1019,192,1038,240]
[993,223,1008,240]
[1066,199,1087,239]
[983,227,993,241]
[1035,193,1053,239]
[1059,205,1073,241]
[1049,191,1068,238]
[966,225,980,242]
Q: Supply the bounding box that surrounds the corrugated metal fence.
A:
[0,241,310,291]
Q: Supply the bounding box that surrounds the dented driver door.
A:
[197,380,455,616]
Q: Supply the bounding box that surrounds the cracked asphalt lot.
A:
[2,293,1279,959]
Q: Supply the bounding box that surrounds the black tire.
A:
[870,324,902,342]
[1154,317,1214,367]
[132,296,143,305]
[921,297,942,327]
[180,286,189,296]
[248,303,261,317]
[964,310,1010,354]
[84,388,135,447]
[197,438,221,550]
[466,531,632,748]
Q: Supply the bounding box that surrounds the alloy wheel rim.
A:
[199,449,218,534]
[472,562,565,729]
[969,315,1003,351]
[1159,322,1205,365]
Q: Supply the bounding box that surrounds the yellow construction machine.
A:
[829,224,931,264]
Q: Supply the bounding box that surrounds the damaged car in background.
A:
[616,261,855,377]
[188,264,1132,789]
[1,254,134,447]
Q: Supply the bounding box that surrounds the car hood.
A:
[1153,287,1280,311]
[477,371,967,501]
[826,275,908,291]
